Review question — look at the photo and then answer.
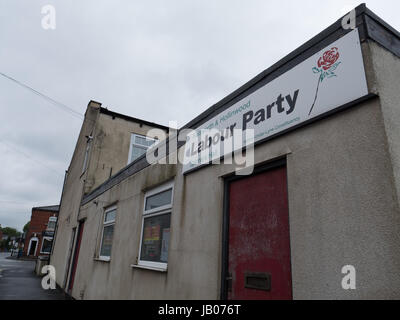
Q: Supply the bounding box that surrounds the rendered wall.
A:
[64,40,400,300]
[369,41,400,214]
[71,98,400,300]
[51,103,168,290]
[50,103,100,288]
[84,113,167,194]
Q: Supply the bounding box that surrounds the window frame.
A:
[138,181,174,271]
[127,133,158,164]
[98,205,117,261]
[28,237,39,256]
[40,236,53,254]
[47,216,57,231]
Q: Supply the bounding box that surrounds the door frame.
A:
[27,237,39,256]
[220,157,288,300]
[63,227,77,290]
[67,219,85,294]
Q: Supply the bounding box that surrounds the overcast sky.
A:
[0,0,399,231]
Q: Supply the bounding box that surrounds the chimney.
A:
[84,100,102,119]
[88,100,102,109]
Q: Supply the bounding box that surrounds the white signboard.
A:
[183,29,368,173]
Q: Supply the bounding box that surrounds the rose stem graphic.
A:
[308,74,322,116]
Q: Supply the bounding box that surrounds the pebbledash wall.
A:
[52,5,400,299]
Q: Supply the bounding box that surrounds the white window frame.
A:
[127,133,158,165]
[138,181,174,271]
[40,236,53,254]
[98,205,117,261]
[47,216,57,231]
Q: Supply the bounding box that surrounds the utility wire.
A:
[0,73,82,207]
[0,71,84,120]
[0,72,86,177]
[0,140,64,177]
[0,200,36,205]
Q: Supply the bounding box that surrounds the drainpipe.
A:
[49,169,68,265]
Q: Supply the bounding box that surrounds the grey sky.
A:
[0,0,399,231]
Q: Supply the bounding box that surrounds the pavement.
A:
[0,252,66,300]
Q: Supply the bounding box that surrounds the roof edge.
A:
[99,107,169,132]
[81,4,400,205]
[32,205,60,212]
[182,3,371,130]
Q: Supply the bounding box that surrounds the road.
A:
[0,252,66,300]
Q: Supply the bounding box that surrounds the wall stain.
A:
[180,176,187,228]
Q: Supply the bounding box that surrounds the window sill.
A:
[131,264,167,273]
[94,257,111,263]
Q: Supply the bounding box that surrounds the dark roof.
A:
[32,205,60,212]
[82,4,398,205]
[99,107,169,132]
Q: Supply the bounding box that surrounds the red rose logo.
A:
[317,47,340,70]
[309,47,341,116]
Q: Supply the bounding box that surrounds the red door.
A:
[227,165,292,300]
[68,220,85,293]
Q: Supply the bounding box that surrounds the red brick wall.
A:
[24,209,57,257]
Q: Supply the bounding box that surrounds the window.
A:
[99,206,117,260]
[47,216,57,231]
[138,181,173,271]
[128,134,157,164]
[40,237,53,254]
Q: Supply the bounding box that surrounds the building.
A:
[52,5,400,299]
[50,100,169,294]
[24,205,59,258]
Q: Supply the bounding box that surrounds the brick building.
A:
[24,205,59,258]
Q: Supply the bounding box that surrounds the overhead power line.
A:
[0,72,87,178]
[0,200,35,205]
[0,140,63,177]
[0,71,84,120]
